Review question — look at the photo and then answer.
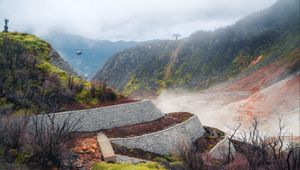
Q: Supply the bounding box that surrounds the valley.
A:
[0,0,299,169]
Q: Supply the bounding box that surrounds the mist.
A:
[152,75,300,136]
[0,0,277,41]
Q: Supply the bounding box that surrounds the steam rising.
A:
[153,75,300,136]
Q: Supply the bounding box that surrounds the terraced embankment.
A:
[32,100,164,132]
[110,115,206,155]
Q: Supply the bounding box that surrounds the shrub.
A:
[0,114,29,150]
[27,113,82,167]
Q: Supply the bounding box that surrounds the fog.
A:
[152,76,300,137]
[0,0,276,41]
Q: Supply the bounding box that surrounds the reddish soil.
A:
[112,143,163,161]
[224,50,300,93]
[238,74,299,119]
[70,134,102,169]
[104,112,193,138]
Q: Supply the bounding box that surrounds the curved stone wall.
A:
[34,100,164,132]
[110,115,206,155]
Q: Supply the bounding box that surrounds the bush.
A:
[0,114,28,150]
[27,113,82,167]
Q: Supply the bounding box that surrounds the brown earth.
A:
[112,143,163,161]
[104,112,193,138]
[70,135,102,169]
[239,74,299,119]
[223,49,299,93]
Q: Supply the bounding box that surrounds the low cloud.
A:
[0,0,276,41]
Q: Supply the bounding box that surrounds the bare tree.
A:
[176,140,206,170]
[27,113,82,167]
[266,116,287,169]
[286,141,300,170]
[0,113,29,150]
[236,117,269,170]
[226,122,241,164]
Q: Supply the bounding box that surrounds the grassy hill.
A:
[0,32,119,115]
[93,0,299,97]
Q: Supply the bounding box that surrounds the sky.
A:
[0,0,277,41]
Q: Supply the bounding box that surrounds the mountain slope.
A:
[43,32,139,79]
[0,32,119,115]
[93,0,299,97]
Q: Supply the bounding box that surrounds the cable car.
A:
[76,50,82,55]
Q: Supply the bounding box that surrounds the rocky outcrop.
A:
[48,49,77,75]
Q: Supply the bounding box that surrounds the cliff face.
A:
[48,49,77,76]
[93,0,299,97]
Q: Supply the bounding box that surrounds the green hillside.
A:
[0,32,118,115]
[93,0,300,96]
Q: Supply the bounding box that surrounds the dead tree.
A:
[236,117,269,170]
[0,114,29,150]
[176,139,206,170]
[28,112,82,167]
[286,142,300,170]
[226,122,241,164]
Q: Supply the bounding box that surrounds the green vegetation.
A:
[123,74,141,96]
[0,32,51,60]
[95,0,300,96]
[153,155,183,169]
[0,146,4,156]
[92,162,166,170]
[13,151,31,165]
[0,32,119,115]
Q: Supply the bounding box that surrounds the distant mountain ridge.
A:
[93,0,299,97]
[43,32,139,79]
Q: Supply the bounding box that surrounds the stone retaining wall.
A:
[116,155,149,163]
[110,115,206,155]
[33,100,164,132]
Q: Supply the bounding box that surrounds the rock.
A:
[209,137,236,161]
[48,49,77,75]
[91,144,98,149]
[82,145,88,151]
[87,148,96,154]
